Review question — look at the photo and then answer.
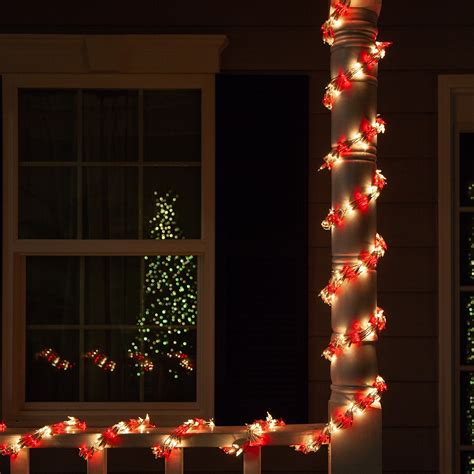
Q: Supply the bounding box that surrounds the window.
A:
[1,35,226,425]
[439,76,474,474]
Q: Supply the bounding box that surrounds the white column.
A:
[328,2,383,473]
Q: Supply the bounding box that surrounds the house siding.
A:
[1,0,474,472]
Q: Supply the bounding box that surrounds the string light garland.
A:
[321,0,351,46]
[0,417,86,458]
[36,348,75,371]
[84,349,117,372]
[151,418,214,459]
[323,42,391,110]
[319,233,387,306]
[221,413,285,457]
[128,351,154,373]
[79,415,154,460]
[322,307,386,361]
[322,170,387,230]
[319,116,386,171]
[166,351,194,373]
[293,376,387,454]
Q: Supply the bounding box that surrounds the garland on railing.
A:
[322,170,386,230]
[151,418,214,459]
[322,307,386,361]
[79,415,154,460]
[0,417,86,459]
[319,117,386,171]
[293,376,387,453]
[220,413,285,456]
[323,42,391,110]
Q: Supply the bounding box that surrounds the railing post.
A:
[243,446,261,474]
[328,1,383,474]
[10,448,30,474]
[165,448,184,474]
[87,449,107,474]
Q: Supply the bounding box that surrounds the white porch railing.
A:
[0,423,324,474]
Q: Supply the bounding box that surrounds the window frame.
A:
[2,72,217,426]
[438,74,474,474]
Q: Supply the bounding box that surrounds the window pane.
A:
[26,329,79,402]
[83,90,138,162]
[84,257,140,325]
[19,166,77,238]
[460,133,474,207]
[84,330,140,402]
[19,89,76,162]
[143,168,201,239]
[144,90,201,162]
[460,213,474,286]
[25,255,198,402]
[462,452,474,473]
[83,167,138,239]
[461,372,474,445]
[27,257,79,325]
[461,293,474,365]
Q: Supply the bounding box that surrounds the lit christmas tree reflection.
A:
[129,192,196,378]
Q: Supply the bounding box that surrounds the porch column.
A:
[328,1,383,473]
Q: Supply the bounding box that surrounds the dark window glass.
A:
[460,213,474,286]
[19,89,76,162]
[26,329,79,402]
[461,372,474,445]
[84,257,140,325]
[83,166,138,239]
[19,166,77,239]
[461,293,474,365]
[144,90,201,162]
[460,133,474,207]
[461,452,474,473]
[83,90,138,162]
[26,255,197,402]
[27,257,79,325]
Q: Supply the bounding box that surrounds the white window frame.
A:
[438,74,474,474]
[1,35,227,426]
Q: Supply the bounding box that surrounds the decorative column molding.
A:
[328,3,382,474]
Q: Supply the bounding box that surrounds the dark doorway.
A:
[215,74,309,424]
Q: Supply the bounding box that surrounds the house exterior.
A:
[0,1,473,473]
